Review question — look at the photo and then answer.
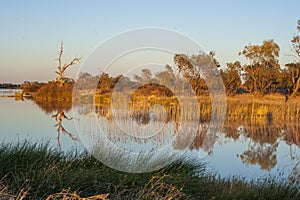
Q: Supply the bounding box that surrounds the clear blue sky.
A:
[0,0,299,83]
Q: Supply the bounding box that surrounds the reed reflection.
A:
[31,84,299,176]
[91,100,299,173]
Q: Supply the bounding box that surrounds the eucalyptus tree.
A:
[286,20,300,97]
[240,40,281,95]
[291,20,300,59]
[284,63,300,97]
[221,61,242,95]
[173,51,220,96]
[155,65,176,88]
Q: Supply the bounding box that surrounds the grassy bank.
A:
[0,141,299,199]
[90,93,300,122]
[28,80,300,121]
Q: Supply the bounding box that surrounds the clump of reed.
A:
[0,141,299,199]
[226,95,300,121]
[61,85,300,122]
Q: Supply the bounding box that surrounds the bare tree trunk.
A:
[291,77,300,98]
[55,42,80,87]
[252,78,259,96]
[58,71,64,86]
[59,79,64,87]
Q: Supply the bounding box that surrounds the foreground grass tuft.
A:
[0,141,299,199]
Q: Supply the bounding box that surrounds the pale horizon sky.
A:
[0,0,299,83]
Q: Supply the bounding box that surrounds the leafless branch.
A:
[54,42,80,85]
[285,53,299,60]
[62,57,81,73]
[51,113,58,121]
[52,111,79,149]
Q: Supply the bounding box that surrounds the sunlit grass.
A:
[0,141,299,199]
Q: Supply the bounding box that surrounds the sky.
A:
[0,0,299,83]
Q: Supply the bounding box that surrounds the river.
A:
[0,89,299,182]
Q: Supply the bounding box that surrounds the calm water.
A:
[0,89,299,181]
[0,88,22,96]
[0,95,83,152]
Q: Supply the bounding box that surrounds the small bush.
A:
[34,82,73,102]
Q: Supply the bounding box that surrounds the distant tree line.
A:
[76,68,176,97]
[22,19,300,99]
[220,19,300,97]
[0,83,21,89]
[75,20,300,98]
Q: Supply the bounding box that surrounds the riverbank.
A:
[4,88,298,122]
[3,89,300,122]
[90,93,300,121]
[0,141,298,199]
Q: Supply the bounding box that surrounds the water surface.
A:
[0,90,299,182]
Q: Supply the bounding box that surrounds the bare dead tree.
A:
[55,42,81,86]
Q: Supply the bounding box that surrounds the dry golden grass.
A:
[45,189,109,200]
[0,174,29,200]
[91,93,300,122]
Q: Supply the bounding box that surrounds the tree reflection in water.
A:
[91,103,300,174]
[32,97,299,179]
[33,99,78,149]
[239,142,278,170]
[217,120,300,185]
[52,110,78,149]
